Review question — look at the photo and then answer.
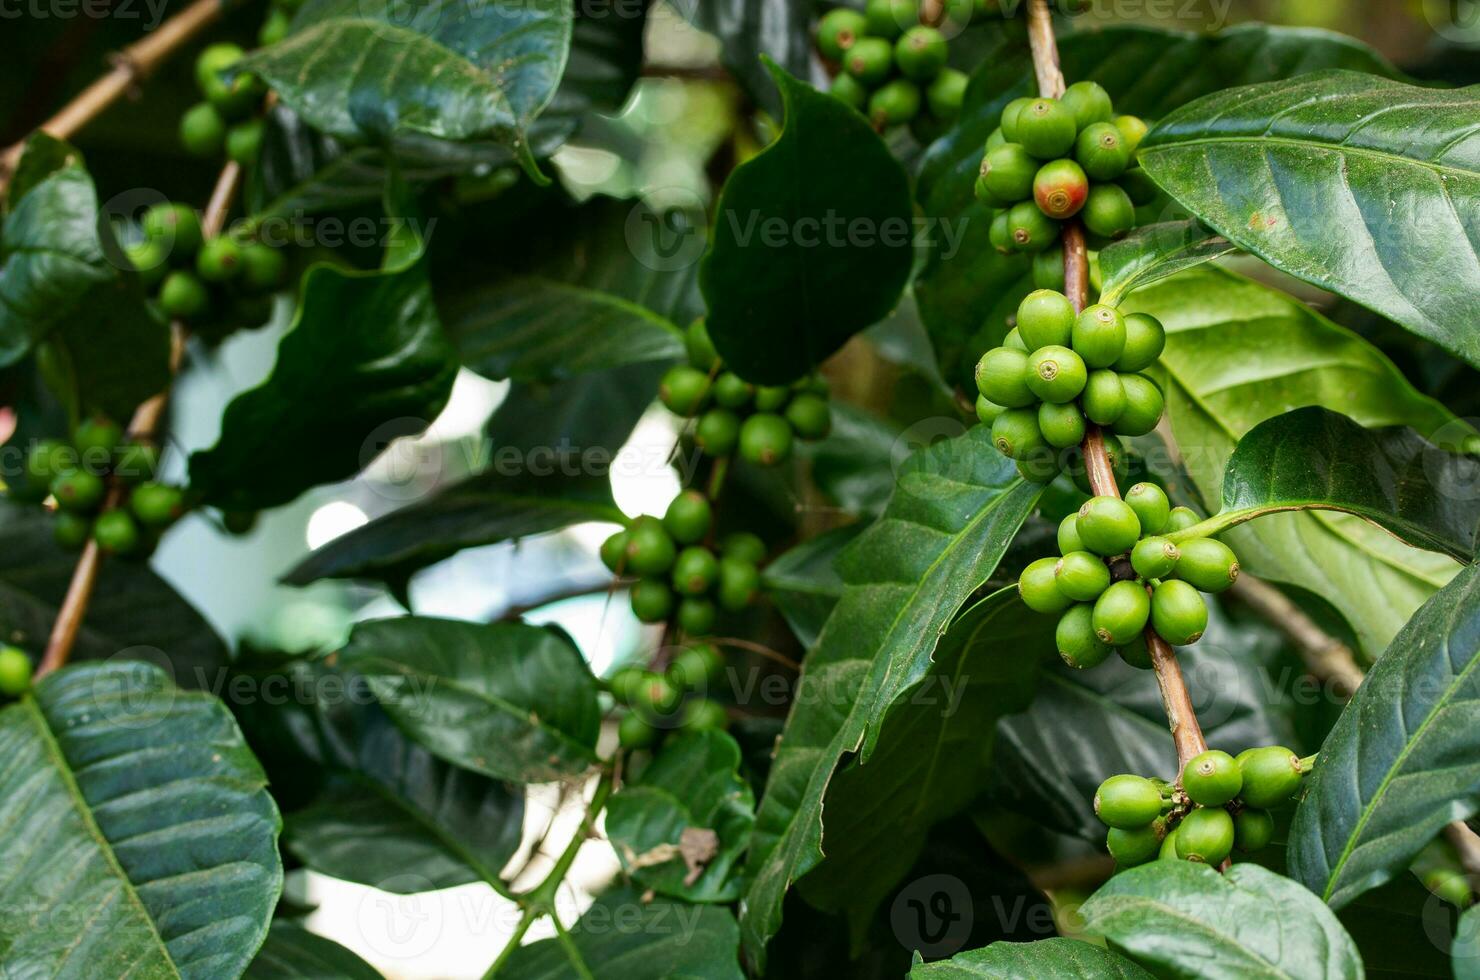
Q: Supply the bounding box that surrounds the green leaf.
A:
[500,884,745,979]
[488,361,664,458]
[740,427,1043,969]
[1458,906,1480,980]
[1098,220,1236,306]
[5,131,81,211]
[761,523,861,649]
[701,59,913,384]
[915,23,1400,387]
[1289,561,1480,910]
[338,617,601,781]
[0,499,229,683]
[678,0,823,119]
[239,0,573,178]
[188,248,458,512]
[1127,265,1462,657]
[910,938,1154,979]
[1138,70,1480,368]
[606,730,755,903]
[245,922,384,979]
[1080,862,1363,979]
[0,662,282,978]
[1203,406,1480,562]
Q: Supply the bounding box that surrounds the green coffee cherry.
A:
[664,490,713,544]
[159,271,210,319]
[844,37,893,85]
[1016,448,1061,485]
[94,510,140,555]
[631,579,676,623]
[1016,289,1075,351]
[1114,114,1149,154]
[1094,580,1150,645]
[125,240,168,286]
[1233,808,1275,852]
[1094,773,1163,829]
[1236,746,1303,807]
[1108,819,1165,867]
[1164,506,1200,533]
[142,202,204,255]
[0,645,33,697]
[1038,401,1085,449]
[53,511,91,550]
[739,413,794,466]
[1016,98,1077,159]
[1114,373,1164,436]
[721,532,767,566]
[895,26,947,81]
[659,365,712,417]
[180,103,226,157]
[830,72,868,111]
[600,530,629,573]
[717,556,760,611]
[1018,556,1072,614]
[1026,345,1087,404]
[1075,122,1130,180]
[987,209,1013,252]
[750,385,788,411]
[712,373,753,409]
[1118,166,1159,206]
[1057,603,1112,669]
[1007,200,1058,253]
[196,237,242,283]
[1116,312,1166,372]
[625,517,677,576]
[981,143,1037,203]
[195,42,244,96]
[73,416,122,461]
[1082,182,1136,239]
[1055,551,1111,602]
[682,698,730,731]
[695,409,741,457]
[1057,512,1086,555]
[1003,327,1028,351]
[1119,634,1153,670]
[1060,80,1113,129]
[227,119,264,165]
[1128,537,1176,582]
[992,408,1045,461]
[976,396,1005,426]
[864,0,914,37]
[1124,482,1169,535]
[1031,247,1066,291]
[669,643,724,690]
[672,546,720,596]
[1175,807,1234,864]
[130,482,186,527]
[976,347,1035,408]
[984,126,1007,153]
[1182,750,1242,806]
[1033,159,1089,220]
[1152,579,1207,646]
[786,393,832,440]
[51,471,105,513]
[677,597,717,635]
[259,7,290,45]
[239,242,287,293]
[618,711,658,748]
[606,661,647,702]
[817,7,868,61]
[1174,537,1239,593]
[927,69,968,120]
[999,97,1034,142]
[19,439,73,499]
[869,79,922,128]
[1076,496,1141,556]
[1072,305,1127,369]
[1080,369,1126,426]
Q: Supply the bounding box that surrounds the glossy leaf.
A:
[4,131,80,211]
[0,662,282,978]
[914,23,1400,386]
[1289,562,1480,910]
[338,617,601,782]
[701,59,913,384]
[1080,862,1363,979]
[741,427,1043,969]
[910,938,1154,979]
[488,361,665,459]
[761,523,860,649]
[678,0,824,119]
[500,884,745,979]
[1139,71,1480,368]
[245,922,384,979]
[1127,265,1462,657]
[605,730,755,903]
[1098,219,1236,306]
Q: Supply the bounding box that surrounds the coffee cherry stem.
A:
[1297,752,1318,775]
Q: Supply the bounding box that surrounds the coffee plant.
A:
[0,0,1477,976]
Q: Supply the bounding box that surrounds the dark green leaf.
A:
[246,922,384,979]
[338,617,601,781]
[1098,220,1236,306]
[606,730,755,903]
[741,427,1043,969]
[1289,561,1480,910]
[5,131,81,211]
[761,523,861,649]
[805,403,911,518]
[910,938,1153,979]
[1080,862,1362,979]
[701,60,913,384]
[500,884,745,978]
[679,0,824,118]
[488,361,664,456]
[0,662,281,977]
[1458,906,1480,980]
[1139,71,1480,368]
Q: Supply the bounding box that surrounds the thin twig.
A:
[711,636,801,671]
[0,0,225,191]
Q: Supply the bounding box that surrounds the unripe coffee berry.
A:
[130,482,186,527]
[1076,496,1141,556]
[753,385,791,412]
[864,0,914,37]
[1018,556,1072,614]
[682,698,730,731]
[1026,345,1087,404]
[1234,808,1275,852]
[240,242,287,293]
[1164,506,1200,533]
[180,103,226,157]
[1114,373,1165,436]
[712,372,753,409]
[600,530,629,573]
[721,532,767,565]
[999,96,1034,142]
[1007,200,1058,253]
[1033,159,1089,220]
[630,579,675,623]
[894,26,948,81]
[625,517,677,576]
[660,365,712,416]
[669,643,724,689]
[1057,603,1111,669]
[1016,98,1077,159]
[196,236,242,283]
[1093,580,1150,645]
[1060,79,1113,129]
[739,413,794,466]
[1072,305,1127,369]
[1124,482,1170,535]
[227,119,264,165]
[1032,247,1066,291]
[1182,750,1242,806]
[695,409,740,456]
[1003,327,1028,351]
[1114,114,1149,154]
[981,143,1037,203]
[1075,122,1130,181]
[672,546,720,596]
[869,79,922,128]
[717,556,760,611]
[51,470,105,513]
[988,209,1013,252]
[830,73,868,111]
[1131,536,1179,580]
[677,597,718,635]
[1081,369,1126,426]
[976,396,1005,426]
[1038,401,1085,449]
[1057,512,1086,555]
[992,408,1045,461]
[1174,537,1239,593]
[1115,312,1166,372]
[1175,807,1235,864]
[844,37,893,85]
[1119,635,1153,670]
[1108,819,1165,867]
[1094,773,1163,829]
[1236,746,1303,807]
[94,510,141,555]
[1081,182,1136,239]
[53,511,91,551]
[664,490,713,544]
[1055,551,1111,602]
[618,711,658,748]
[1017,289,1075,351]
[142,202,204,254]
[159,271,210,320]
[0,645,33,697]
[927,69,968,120]
[785,393,832,440]
[816,7,867,61]
[1152,579,1207,645]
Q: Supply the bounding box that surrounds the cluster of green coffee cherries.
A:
[976,289,1165,483]
[0,644,32,702]
[10,418,186,558]
[601,491,766,633]
[660,321,832,469]
[179,44,270,165]
[978,82,1157,252]
[1095,745,1308,869]
[1018,484,1240,666]
[609,643,730,749]
[816,0,967,134]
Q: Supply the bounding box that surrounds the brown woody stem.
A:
[1024,0,1207,775]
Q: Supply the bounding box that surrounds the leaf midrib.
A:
[1087,894,1289,978]
[1140,133,1480,183]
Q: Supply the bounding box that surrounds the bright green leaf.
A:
[910,938,1154,979]
[1098,220,1236,306]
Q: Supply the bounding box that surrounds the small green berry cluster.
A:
[975,289,1165,482]
[601,491,766,633]
[817,0,968,134]
[1018,485,1241,667]
[609,643,730,749]
[977,82,1157,252]
[0,644,33,702]
[180,44,270,164]
[1095,746,1309,870]
[660,321,832,469]
[9,418,187,558]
